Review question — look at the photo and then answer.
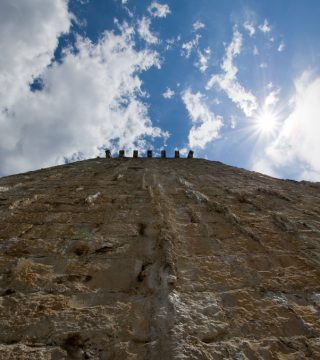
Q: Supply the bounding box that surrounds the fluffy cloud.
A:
[253,71,320,181]
[181,34,201,58]
[148,1,171,18]
[206,30,257,117]
[267,82,273,89]
[163,87,175,99]
[243,21,255,37]
[182,89,223,149]
[0,0,71,108]
[195,48,211,73]
[137,16,158,44]
[0,4,167,176]
[259,19,271,33]
[264,89,280,107]
[193,21,205,31]
[165,35,181,50]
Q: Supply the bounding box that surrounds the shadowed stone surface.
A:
[0,158,320,359]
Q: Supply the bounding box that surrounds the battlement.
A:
[105,149,194,158]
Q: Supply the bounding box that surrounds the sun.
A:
[254,110,278,135]
[243,107,281,145]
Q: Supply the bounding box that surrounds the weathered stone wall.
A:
[0,158,320,359]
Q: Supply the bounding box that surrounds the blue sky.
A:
[1,0,320,180]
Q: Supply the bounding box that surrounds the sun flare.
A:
[255,110,278,134]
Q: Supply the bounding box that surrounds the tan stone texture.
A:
[0,158,320,359]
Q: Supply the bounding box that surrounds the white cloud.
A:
[193,21,205,31]
[243,21,255,37]
[163,87,175,99]
[181,34,201,58]
[0,0,71,108]
[195,48,211,73]
[259,62,268,69]
[148,1,171,18]
[264,88,280,107]
[165,35,180,50]
[120,1,134,18]
[278,42,285,52]
[253,71,320,181]
[137,17,158,44]
[179,147,189,156]
[253,45,259,55]
[0,4,167,176]
[206,30,257,117]
[259,19,271,33]
[267,82,273,89]
[165,37,175,49]
[182,89,223,148]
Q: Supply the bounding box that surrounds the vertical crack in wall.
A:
[141,163,181,359]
